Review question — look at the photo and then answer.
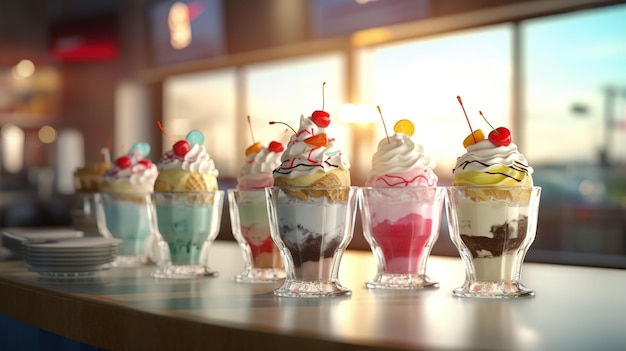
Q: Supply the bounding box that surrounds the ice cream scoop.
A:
[101,142,158,193]
[237,141,284,190]
[273,113,351,195]
[452,129,533,187]
[366,119,437,187]
[154,130,219,192]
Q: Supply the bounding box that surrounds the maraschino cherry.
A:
[311,82,331,128]
[116,155,132,169]
[268,141,284,153]
[480,111,511,147]
[138,159,152,168]
[173,140,191,156]
[176,130,205,156]
[157,121,193,157]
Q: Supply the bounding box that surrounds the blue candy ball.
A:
[130,142,151,157]
[186,130,205,146]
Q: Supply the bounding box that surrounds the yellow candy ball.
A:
[245,142,262,156]
[462,129,486,148]
[393,119,414,137]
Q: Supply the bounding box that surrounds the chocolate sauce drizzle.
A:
[273,160,339,176]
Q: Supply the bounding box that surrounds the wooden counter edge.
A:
[0,275,397,351]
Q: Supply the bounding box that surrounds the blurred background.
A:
[1,0,625,267]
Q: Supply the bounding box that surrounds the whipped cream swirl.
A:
[102,153,158,186]
[158,144,219,176]
[237,146,282,189]
[368,132,436,176]
[273,115,350,179]
[453,140,533,175]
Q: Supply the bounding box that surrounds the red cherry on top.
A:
[311,110,330,128]
[173,140,191,157]
[138,159,152,168]
[488,127,512,147]
[268,141,284,153]
[116,156,132,169]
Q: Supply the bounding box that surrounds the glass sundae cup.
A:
[152,190,224,279]
[228,189,285,283]
[445,186,541,298]
[265,186,358,297]
[359,186,445,289]
[95,192,155,267]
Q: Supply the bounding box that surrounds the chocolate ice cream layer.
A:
[280,224,343,267]
[460,215,528,258]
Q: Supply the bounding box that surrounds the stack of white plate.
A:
[22,237,122,278]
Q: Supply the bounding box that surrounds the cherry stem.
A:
[376,105,390,144]
[157,121,175,142]
[269,121,296,134]
[457,96,476,143]
[479,111,499,134]
[246,115,256,143]
[322,82,326,111]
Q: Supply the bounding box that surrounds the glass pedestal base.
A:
[152,264,217,279]
[235,268,286,283]
[453,281,535,298]
[366,273,439,290]
[274,280,351,298]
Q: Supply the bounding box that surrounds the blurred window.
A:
[163,68,238,177]
[522,4,626,266]
[357,4,626,267]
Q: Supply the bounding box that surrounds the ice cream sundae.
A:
[153,129,224,278]
[230,136,286,282]
[96,142,158,267]
[360,117,444,289]
[74,154,112,194]
[267,85,357,297]
[447,97,540,297]
[237,140,284,190]
[154,129,218,192]
[101,142,158,193]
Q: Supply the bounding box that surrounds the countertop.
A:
[1,241,626,350]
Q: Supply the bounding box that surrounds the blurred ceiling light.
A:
[338,103,380,124]
[11,59,35,80]
[1,124,25,173]
[38,125,57,144]
[169,2,192,49]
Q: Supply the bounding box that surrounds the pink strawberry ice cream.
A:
[367,200,436,274]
